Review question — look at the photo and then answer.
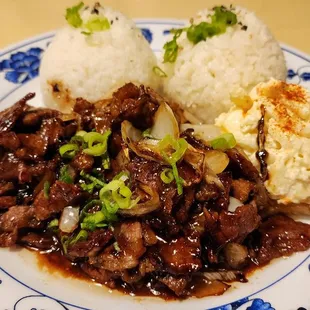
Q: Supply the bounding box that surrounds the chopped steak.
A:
[0,87,308,300]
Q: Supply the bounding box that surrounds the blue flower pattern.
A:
[287,68,310,82]
[210,298,275,310]
[140,28,153,43]
[0,47,43,84]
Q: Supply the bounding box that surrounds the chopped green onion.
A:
[80,170,105,194]
[171,162,184,195]
[61,230,88,254]
[163,29,183,63]
[158,135,188,195]
[142,128,153,139]
[83,130,111,156]
[59,165,74,184]
[160,168,174,184]
[84,16,110,34]
[47,219,59,230]
[153,66,167,77]
[76,130,87,137]
[61,235,70,254]
[163,6,237,63]
[80,182,97,194]
[80,170,105,187]
[59,143,79,159]
[43,181,50,199]
[113,242,121,252]
[80,200,102,221]
[158,135,188,164]
[102,153,110,169]
[81,211,105,231]
[65,2,84,28]
[187,6,237,44]
[69,229,88,245]
[210,133,236,150]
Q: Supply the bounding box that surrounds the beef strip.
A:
[40,118,63,146]
[159,274,188,296]
[0,181,14,196]
[34,181,82,220]
[0,206,42,246]
[0,196,16,209]
[0,132,20,150]
[93,83,159,132]
[74,98,95,131]
[67,229,113,259]
[71,152,94,172]
[22,108,60,127]
[16,133,48,159]
[127,156,178,215]
[257,215,310,264]
[175,186,196,223]
[0,154,27,182]
[19,232,59,251]
[203,204,261,246]
[80,263,116,288]
[231,179,255,203]
[226,148,260,182]
[0,93,33,131]
[89,221,146,271]
[159,237,202,274]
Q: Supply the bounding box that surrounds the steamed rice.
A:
[163,6,287,124]
[40,4,160,112]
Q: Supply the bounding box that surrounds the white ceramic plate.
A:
[0,19,309,310]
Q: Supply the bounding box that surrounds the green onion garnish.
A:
[80,170,105,194]
[163,29,183,63]
[113,242,121,252]
[59,143,79,159]
[59,165,74,184]
[61,229,88,254]
[84,16,110,34]
[83,130,111,157]
[43,181,50,199]
[65,2,84,28]
[210,133,236,150]
[160,168,174,184]
[163,6,237,63]
[47,218,59,230]
[81,212,106,231]
[153,66,167,77]
[158,135,188,194]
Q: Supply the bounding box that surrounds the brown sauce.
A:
[35,250,262,300]
[256,104,269,181]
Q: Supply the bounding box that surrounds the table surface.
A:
[1,0,310,54]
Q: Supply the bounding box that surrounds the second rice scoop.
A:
[40,3,160,112]
[162,6,287,124]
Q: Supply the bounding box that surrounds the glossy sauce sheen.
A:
[36,250,255,300]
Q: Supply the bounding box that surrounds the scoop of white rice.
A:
[163,6,287,124]
[40,4,160,112]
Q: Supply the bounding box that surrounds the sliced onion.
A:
[204,150,229,174]
[119,184,160,217]
[183,145,205,183]
[59,206,80,233]
[183,110,202,125]
[223,243,249,270]
[203,270,243,281]
[228,197,243,212]
[121,120,164,163]
[181,124,222,142]
[151,102,179,140]
[203,159,225,191]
